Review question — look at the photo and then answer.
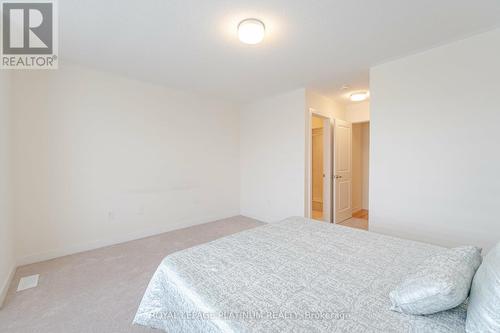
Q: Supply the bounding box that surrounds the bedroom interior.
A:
[0,1,499,333]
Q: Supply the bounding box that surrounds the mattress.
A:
[134,217,467,332]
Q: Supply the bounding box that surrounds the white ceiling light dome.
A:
[238,18,265,45]
[350,91,370,102]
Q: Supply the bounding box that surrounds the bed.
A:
[134,217,467,332]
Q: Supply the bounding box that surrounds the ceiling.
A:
[60,0,500,104]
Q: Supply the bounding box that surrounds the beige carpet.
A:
[0,216,264,333]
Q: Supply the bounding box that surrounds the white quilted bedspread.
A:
[134,217,467,332]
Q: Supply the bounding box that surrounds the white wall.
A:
[352,124,363,211]
[306,90,346,121]
[346,101,370,123]
[11,64,241,265]
[370,29,500,251]
[352,122,370,212]
[0,72,15,307]
[361,123,369,210]
[240,89,307,222]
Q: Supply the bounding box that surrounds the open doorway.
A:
[307,111,369,229]
[310,114,331,222]
[339,121,369,229]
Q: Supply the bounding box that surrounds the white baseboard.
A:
[16,212,240,267]
[238,211,271,223]
[0,266,16,309]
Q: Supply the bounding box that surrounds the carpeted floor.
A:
[0,216,264,333]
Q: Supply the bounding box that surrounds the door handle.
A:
[334,175,342,179]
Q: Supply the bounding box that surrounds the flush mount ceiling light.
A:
[350,91,370,102]
[238,18,265,44]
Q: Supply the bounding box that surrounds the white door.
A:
[322,118,332,222]
[334,119,352,223]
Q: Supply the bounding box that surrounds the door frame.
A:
[307,108,333,223]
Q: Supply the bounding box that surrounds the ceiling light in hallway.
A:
[350,92,370,102]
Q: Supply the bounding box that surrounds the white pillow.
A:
[389,246,482,315]
[466,243,500,332]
